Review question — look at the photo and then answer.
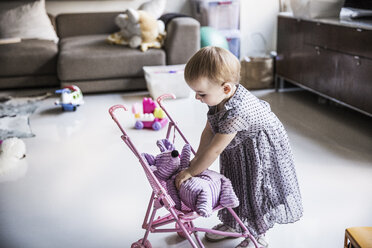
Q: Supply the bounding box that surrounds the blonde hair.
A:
[184,46,240,85]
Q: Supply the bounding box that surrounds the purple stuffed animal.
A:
[142,139,239,217]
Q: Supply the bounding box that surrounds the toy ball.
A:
[200,26,229,50]
[0,137,28,182]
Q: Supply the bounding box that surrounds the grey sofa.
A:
[56,12,200,93]
[0,12,200,93]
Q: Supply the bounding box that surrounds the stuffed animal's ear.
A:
[125,8,140,23]
[180,143,191,170]
[142,153,155,166]
[156,139,175,152]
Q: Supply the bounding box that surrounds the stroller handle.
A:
[156,93,196,155]
[109,104,129,137]
[156,93,176,107]
[109,104,127,115]
[156,94,177,125]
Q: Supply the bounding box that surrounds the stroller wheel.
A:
[131,238,152,248]
[176,221,193,238]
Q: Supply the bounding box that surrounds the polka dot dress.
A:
[207,84,303,237]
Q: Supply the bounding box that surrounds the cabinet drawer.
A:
[337,53,372,114]
[302,44,372,114]
[303,21,372,59]
[301,45,338,96]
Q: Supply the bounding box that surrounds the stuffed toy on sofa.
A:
[138,0,166,19]
[142,139,239,217]
[107,8,166,52]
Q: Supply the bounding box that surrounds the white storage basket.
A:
[143,64,192,99]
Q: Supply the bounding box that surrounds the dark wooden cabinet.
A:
[276,14,372,116]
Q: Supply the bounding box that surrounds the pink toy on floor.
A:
[132,97,168,131]
[143,97,157,114]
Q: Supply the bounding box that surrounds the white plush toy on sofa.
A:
[107,8,166,52]
[0,137,28,182]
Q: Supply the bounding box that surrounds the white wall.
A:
[45,0,191,16]
[240,0,279,58]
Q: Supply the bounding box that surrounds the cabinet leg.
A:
[275,76,284,92]
[275,75,279,92]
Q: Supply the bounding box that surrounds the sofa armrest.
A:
[164,17,200,65]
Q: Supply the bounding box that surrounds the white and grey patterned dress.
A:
[207,84,303,237]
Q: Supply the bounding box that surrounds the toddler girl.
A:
[175,47,303,248]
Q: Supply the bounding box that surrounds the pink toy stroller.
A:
[109,94,262,248]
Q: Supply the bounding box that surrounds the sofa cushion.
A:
[58,35,166,81]
[0,39,58,77]
[56,12,121,39]
[0,0,58,43]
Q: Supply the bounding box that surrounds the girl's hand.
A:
[175,169,193,190]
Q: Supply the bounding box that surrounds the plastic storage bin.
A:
[143,64,192,99]
[190,0,240,30]
[220,29,240,58]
